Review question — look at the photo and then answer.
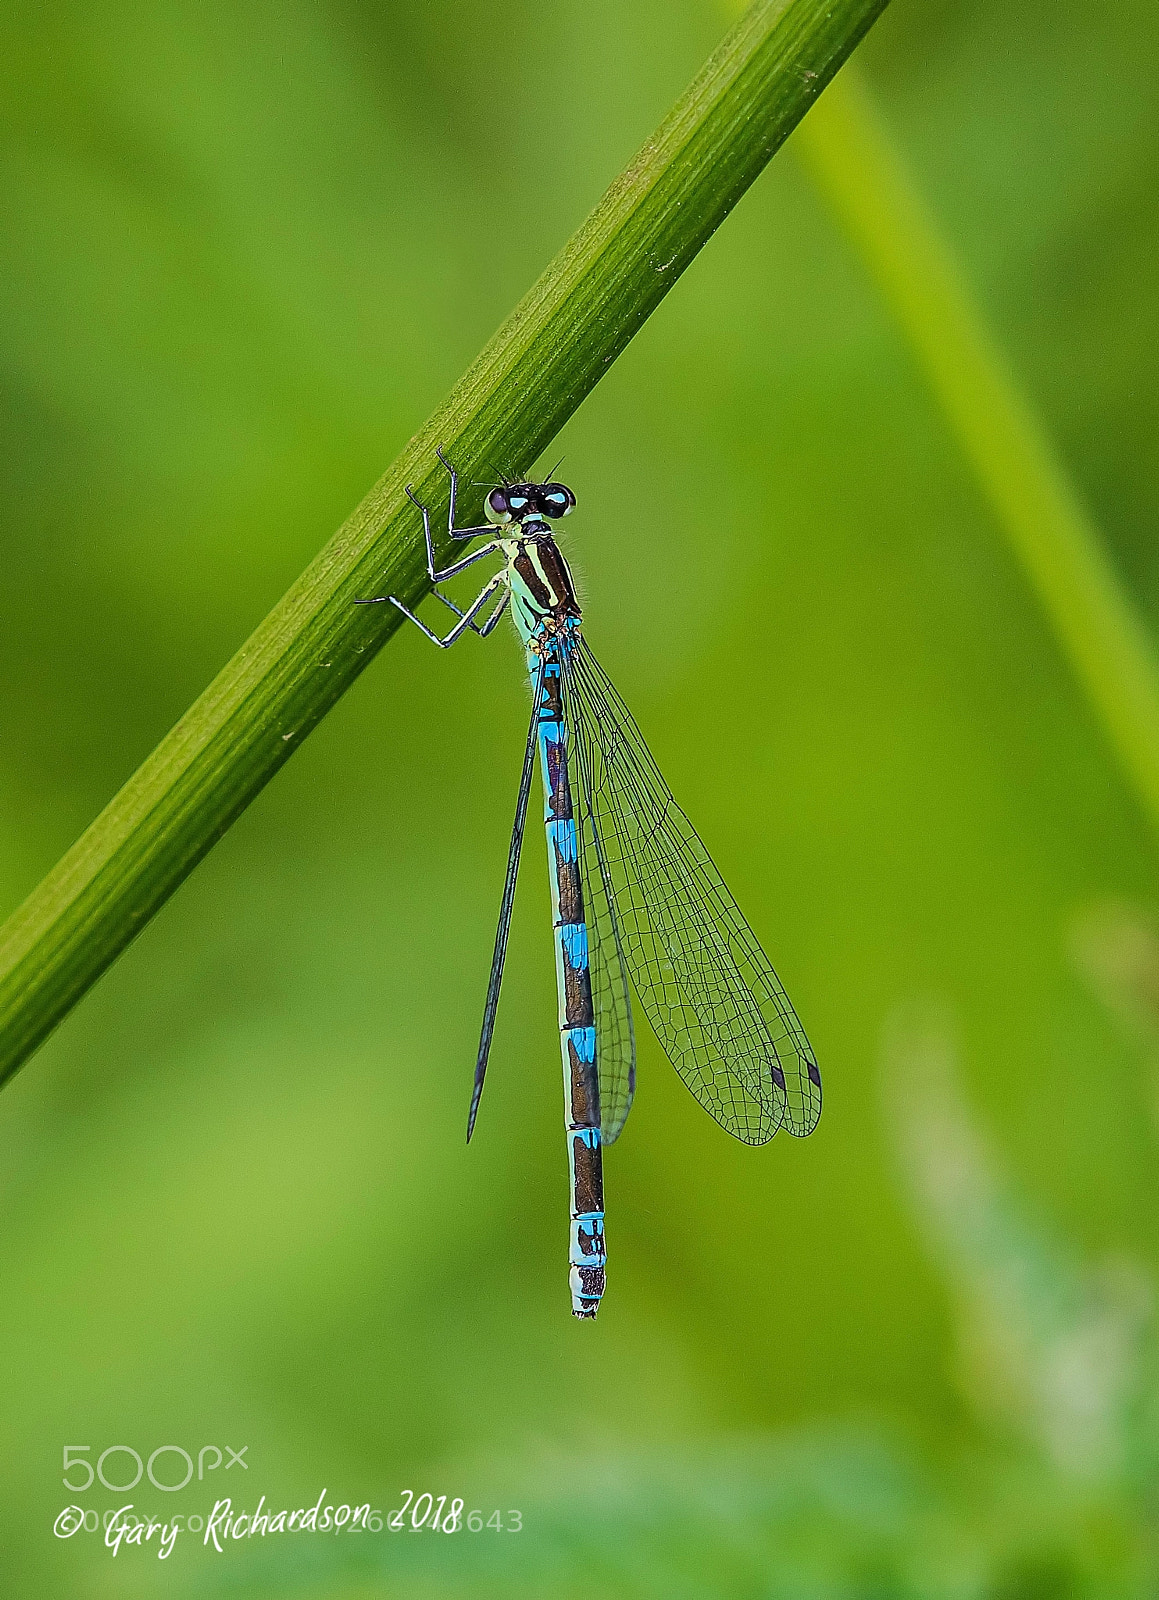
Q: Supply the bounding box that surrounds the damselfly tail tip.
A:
[570,1264,605,1319]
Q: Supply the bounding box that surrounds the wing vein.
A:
[561,631,820,1145]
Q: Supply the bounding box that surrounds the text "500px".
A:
[63,1445,249,1493]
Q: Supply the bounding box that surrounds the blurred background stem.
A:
[795,65,1159,837]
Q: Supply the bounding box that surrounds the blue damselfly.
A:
[358,450,821,1317]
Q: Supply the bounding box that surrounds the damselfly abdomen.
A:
[357,451,821,1317]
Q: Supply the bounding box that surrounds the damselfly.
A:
[357,450,821,1318]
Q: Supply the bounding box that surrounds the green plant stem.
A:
[795,66,1159,833]
[0,0,891,1086]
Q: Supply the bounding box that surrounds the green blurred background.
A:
[3,0,1159,1593]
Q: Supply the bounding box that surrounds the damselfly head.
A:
[484,481,576,526]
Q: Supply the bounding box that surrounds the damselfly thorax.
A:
[500,527,584,643]
[355,449,821,1320]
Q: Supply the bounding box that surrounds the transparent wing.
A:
[560,632,820,1145]
[467,654,544,1141]
[573,783,636,1143]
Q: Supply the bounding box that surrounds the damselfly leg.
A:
[382,570,508,649]
[431,587,511,638]
[354,451,507,641]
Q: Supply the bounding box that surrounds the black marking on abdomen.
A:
[567,1035,600,1127]
[561,940,594,1028]
[554,839,583,923]
[543,734,572,821]
[571,1135,604,1216]
[577,1221,605,1262]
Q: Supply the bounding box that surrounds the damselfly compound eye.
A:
[486,488,512,523]
[539,485,576,518]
